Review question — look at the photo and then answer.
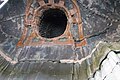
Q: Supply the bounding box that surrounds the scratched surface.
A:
[0,0,120,80]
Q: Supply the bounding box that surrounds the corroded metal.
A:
[17,0,87,47]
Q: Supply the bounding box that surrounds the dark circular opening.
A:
[39,9,67,38]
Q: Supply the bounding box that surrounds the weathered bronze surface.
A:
[0,0,120,80]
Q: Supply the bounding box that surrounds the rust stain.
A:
[17,0,87,47]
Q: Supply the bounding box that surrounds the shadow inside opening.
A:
[39,9,67,38]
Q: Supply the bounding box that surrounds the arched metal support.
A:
[17,0,87,47]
